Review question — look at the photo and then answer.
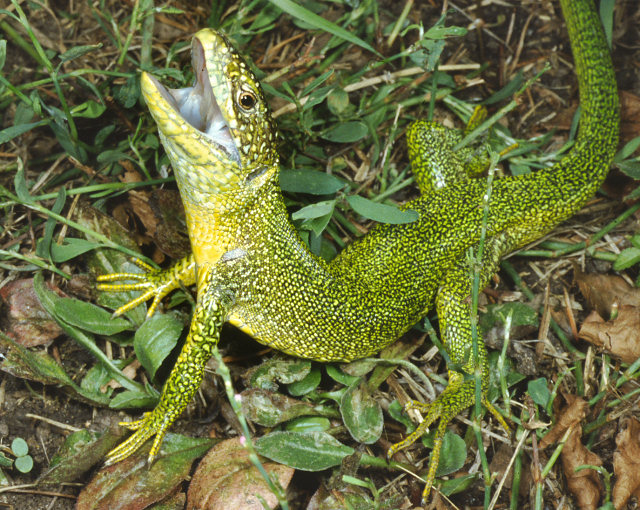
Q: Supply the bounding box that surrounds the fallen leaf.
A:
[0,278,64,347]
[578,306,640,363]
[573,266,640,319]
[186,437,294,510]
[561,424,603,510]
[76,433,215,510]
[540,394,588,449]
[612,417,640,509]
[539,395,603,510]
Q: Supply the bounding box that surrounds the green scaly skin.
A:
[102,0,618,501]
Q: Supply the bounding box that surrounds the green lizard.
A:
[98,0,618,501]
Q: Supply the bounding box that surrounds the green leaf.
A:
[425,24,467,40]
[434,431,466,477]
[134,313,184,379]
[73,99,106,119]
[53,297,133,336]
[340,380,383,444]
[11,438,28,457]
[613,135,640,162]
[617,160,640,179]
[109,389,158,409]
[266,0,378,55]
[14,165,33,204]
[439,473,476,496]
[255,431,354,471]
[279,169,346,195]
[0,40,6,70]
[326,364,359,386]
[599,0,615,48]
[527,377,550,408]
[346,195,418,224]
[321,121,368,143]
[14,455,33,473]
[613,247,640,271]
[250,358,311,392]
[50,237,101,262]
[285,417,331,433]
[0,121,43,144]
[59,43,102,62]
[115,74,140,109]
[240,388,320,427]
[292,200,336,221]
[287,365,321,396]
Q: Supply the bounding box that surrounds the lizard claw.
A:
[105,412,168,466]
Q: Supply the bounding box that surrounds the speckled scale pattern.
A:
[105,0,618,499]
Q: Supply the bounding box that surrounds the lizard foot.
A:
[105,411,169,466]
[96,255,195,318]
[387,381,509,504]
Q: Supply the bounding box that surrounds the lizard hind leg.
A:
[388,235,512,502]
[407,106,492,197]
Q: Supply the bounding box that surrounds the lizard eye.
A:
[238,91,257,110]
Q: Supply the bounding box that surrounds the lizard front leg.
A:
[97,254,196,318]
[105,266,231,465]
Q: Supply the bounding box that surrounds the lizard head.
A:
[140,29,278,196]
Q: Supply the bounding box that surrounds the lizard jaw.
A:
[141,38,239,164]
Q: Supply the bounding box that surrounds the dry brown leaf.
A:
[574,267,640,319]
[0,278,64,347]
[561,425,603,510]
[539,395,603,510]
[578,306,640,363]
[539,394,588,449]
[187,437,294,510]
[612,417,640,509]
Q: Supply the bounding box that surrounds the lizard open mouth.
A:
[143,37,239,162]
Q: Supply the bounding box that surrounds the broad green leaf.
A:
[434,431,466,477]
[0,121,43,144]
[109,389,158,409]
[292,200,336,221]
[266,0,378,55]
[53,297,133,336]
[72,100,106,119]
[249,357,311,391]
[439,473,477,496]
[50,237,101,262]
[0,40,5,70]
[134,313,184,379]
[240,388,321,427]
[285,417,331,433]
[279,169,346,195]
[340,380,383,444]
[255,431,354,471]
[321,121,368,143]
[326,364,359,386]
[11,438,28,457]
[613,247,640,271]
[14,456,33,473]
[528,377,551,408]
[347,195,418,224]
[287,365,321,396]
